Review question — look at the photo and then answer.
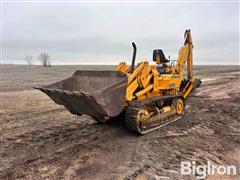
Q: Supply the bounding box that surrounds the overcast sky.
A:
[2,2,239,65]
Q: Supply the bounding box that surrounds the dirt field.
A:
[1,65,240,180]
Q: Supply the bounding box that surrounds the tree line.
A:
[24,53,52,67]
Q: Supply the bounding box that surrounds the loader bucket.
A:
[35,71,128,122]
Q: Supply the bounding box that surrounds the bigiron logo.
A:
[180,161,237,179]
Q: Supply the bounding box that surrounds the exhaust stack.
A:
[131,42,137,73]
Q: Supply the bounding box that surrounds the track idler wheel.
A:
[172,98,185,115]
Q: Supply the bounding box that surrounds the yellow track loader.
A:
[36,30,201,134]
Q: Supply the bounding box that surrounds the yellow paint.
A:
[115,30,195,103]
[163,106,171,112]
[135,84,153,98]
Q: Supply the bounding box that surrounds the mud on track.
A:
[1,65,240,179]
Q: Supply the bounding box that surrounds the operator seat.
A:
[153,49,169,63]
[153,49,170,74]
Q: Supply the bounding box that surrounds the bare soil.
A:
[1,65,240,180]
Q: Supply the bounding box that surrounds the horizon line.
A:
[1,63,240,66]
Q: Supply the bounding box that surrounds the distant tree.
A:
[38,53,52,67]
[24,55,34,67]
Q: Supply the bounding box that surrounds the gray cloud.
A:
[2,2,239,65]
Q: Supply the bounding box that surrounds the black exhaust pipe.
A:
[131,42,137,73]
